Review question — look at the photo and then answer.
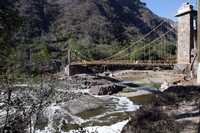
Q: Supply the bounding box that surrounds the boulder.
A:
[121,106,181,133]
[62,95,104,115]
[89,84,124,95]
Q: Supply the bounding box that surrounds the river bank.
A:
[113,70,200,133]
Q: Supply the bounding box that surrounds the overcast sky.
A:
[141,0,196,21]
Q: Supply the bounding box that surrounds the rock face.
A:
[62,95,104,115]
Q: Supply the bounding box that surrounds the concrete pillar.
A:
[64,48,72,76]
[64,65,70,76]
[197,0,200,84]
[176,3,196,65]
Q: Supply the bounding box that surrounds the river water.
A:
[35,95,140,133]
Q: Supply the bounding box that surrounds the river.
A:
[35,79,159,133]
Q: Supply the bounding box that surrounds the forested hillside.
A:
[0,0,176,74]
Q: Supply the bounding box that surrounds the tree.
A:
[18,0,60,40]
[0,0,22,71]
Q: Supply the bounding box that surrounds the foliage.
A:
[50,0,176,44]
[31,40,51,63]
[0,0,22,70]
[18,0,61,39]
[67,37,123,61]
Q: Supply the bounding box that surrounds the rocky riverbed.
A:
[121,85,200,133]
[0,72,141,133]
[0,70,199,133]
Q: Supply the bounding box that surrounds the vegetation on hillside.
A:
[0,0,177,74]
[0,0,22,71]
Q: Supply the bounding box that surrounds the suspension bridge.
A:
[64,20,177,75]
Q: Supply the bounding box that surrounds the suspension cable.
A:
[103,20,167,60]
[112,27,175,61]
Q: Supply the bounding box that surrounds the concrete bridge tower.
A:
[176,3,197,65]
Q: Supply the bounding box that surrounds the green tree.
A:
[0,0,22,71]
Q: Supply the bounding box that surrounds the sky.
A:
[141,0,196,21]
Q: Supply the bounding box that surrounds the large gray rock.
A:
[62,95,104,115]
[89,84,124,95]
[64,74,124,95]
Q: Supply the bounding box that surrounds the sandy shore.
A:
[113,70,185,84]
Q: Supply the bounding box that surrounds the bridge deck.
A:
[69,62,174,76]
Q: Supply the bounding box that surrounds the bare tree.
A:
[0,69,55,133]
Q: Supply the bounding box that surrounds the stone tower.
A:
[176,3,197,65]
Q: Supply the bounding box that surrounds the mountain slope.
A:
[17,0,176,43]
[53,0,176,43]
